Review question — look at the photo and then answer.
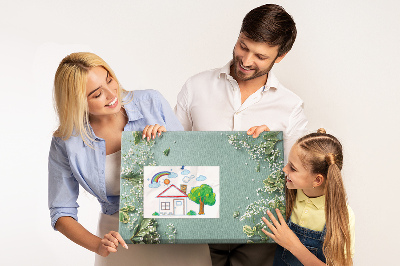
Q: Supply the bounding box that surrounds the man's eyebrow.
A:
[239,39,269,58]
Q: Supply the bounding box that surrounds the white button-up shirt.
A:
[174,60,308,160]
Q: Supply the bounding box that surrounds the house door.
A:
[173,199,184,215]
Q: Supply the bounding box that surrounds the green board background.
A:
[119,131,285,244]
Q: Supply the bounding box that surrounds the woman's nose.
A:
[104,87,115,99]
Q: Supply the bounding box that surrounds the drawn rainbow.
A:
[151,171,171,184]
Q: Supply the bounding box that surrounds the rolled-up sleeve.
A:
[48,137,79,230]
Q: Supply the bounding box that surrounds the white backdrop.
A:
[1,0,399,265]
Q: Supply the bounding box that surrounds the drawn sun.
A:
[164,179,170,185]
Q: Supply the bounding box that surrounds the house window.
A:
[161,202,170,210]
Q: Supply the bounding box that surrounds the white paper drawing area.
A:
[143,166,220,219]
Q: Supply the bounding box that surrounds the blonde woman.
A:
[48,52,210,265]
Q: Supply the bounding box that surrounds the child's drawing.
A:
[143,166,220,218]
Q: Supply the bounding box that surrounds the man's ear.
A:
[275,53,287,63]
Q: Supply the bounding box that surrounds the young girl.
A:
[262,129,355,266]
[48,52,211,265]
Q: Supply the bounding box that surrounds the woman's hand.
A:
[247,125,270,138]
[97,230,128,257]
[261,209,302,251]
[142,124,166,141]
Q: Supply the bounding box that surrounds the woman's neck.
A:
[89,108,128,135]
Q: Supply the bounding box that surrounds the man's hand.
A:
[247,125,270,138]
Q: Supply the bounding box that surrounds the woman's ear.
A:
[313,174,325,188]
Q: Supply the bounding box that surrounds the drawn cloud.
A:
[169,172,178,178]
[196,175,207,181]
[149,183,161,188]
[182,175,195,183]
[181,169,191,175]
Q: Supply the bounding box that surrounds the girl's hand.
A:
[261,209,302,251]
[97,231,128,257]
[247,125,270,138]
[142,124,166,141]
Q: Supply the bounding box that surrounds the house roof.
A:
[157,184,188,198]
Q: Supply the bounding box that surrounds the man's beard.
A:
[232,53,276,82]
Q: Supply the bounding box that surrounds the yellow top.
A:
[290,189,355,256]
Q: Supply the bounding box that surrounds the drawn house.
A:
[157,184,188,216]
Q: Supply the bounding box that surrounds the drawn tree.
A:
[188,184,216,215]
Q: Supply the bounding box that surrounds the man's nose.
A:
[241,53,253,67]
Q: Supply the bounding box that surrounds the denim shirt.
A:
[48,90,183,229]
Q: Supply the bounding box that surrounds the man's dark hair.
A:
[240,4,297,57]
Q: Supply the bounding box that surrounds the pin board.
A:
[119,131,285,244]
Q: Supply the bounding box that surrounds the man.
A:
[175,4,308,266]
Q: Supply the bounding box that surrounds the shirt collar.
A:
[218,60,232,79]
[218,60,279,92]
[297,189,325,210]
[121,91,144,122]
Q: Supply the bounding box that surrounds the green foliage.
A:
[243,225,256,237]
[119,205,136,224]
[262,170,285,194]
[165,224,177,244]
[134,131,142,145]
[130,218,160,244]
[227,132,284,243]
[119,212,130,224]
[233,211,240,218]
[188,184,216,206]
[152,212,160,216]
[263,131,281,141]
[163,148,170,156]
[187,210,197,215]
[120,206,135,212]
[121,171,143,186]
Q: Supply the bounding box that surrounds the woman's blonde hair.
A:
[53,52,126,145]
[285,128,352,265]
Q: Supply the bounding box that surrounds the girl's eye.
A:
[94,91,102,98]
[290,166,296,171]
[107,77,113,84]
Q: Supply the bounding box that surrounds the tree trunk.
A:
[199,198,205,215]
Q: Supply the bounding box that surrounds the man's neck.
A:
[236,75,268,104]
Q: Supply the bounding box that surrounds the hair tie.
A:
[317,128,326,134]
[325,153,336,166]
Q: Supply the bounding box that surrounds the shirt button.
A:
[304,210,308,214]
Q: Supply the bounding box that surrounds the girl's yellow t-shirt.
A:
[290,189,355,256]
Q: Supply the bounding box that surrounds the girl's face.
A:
[86,66,121,118]
[283,145,320,194]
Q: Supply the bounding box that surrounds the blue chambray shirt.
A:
[48,90,183,230]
